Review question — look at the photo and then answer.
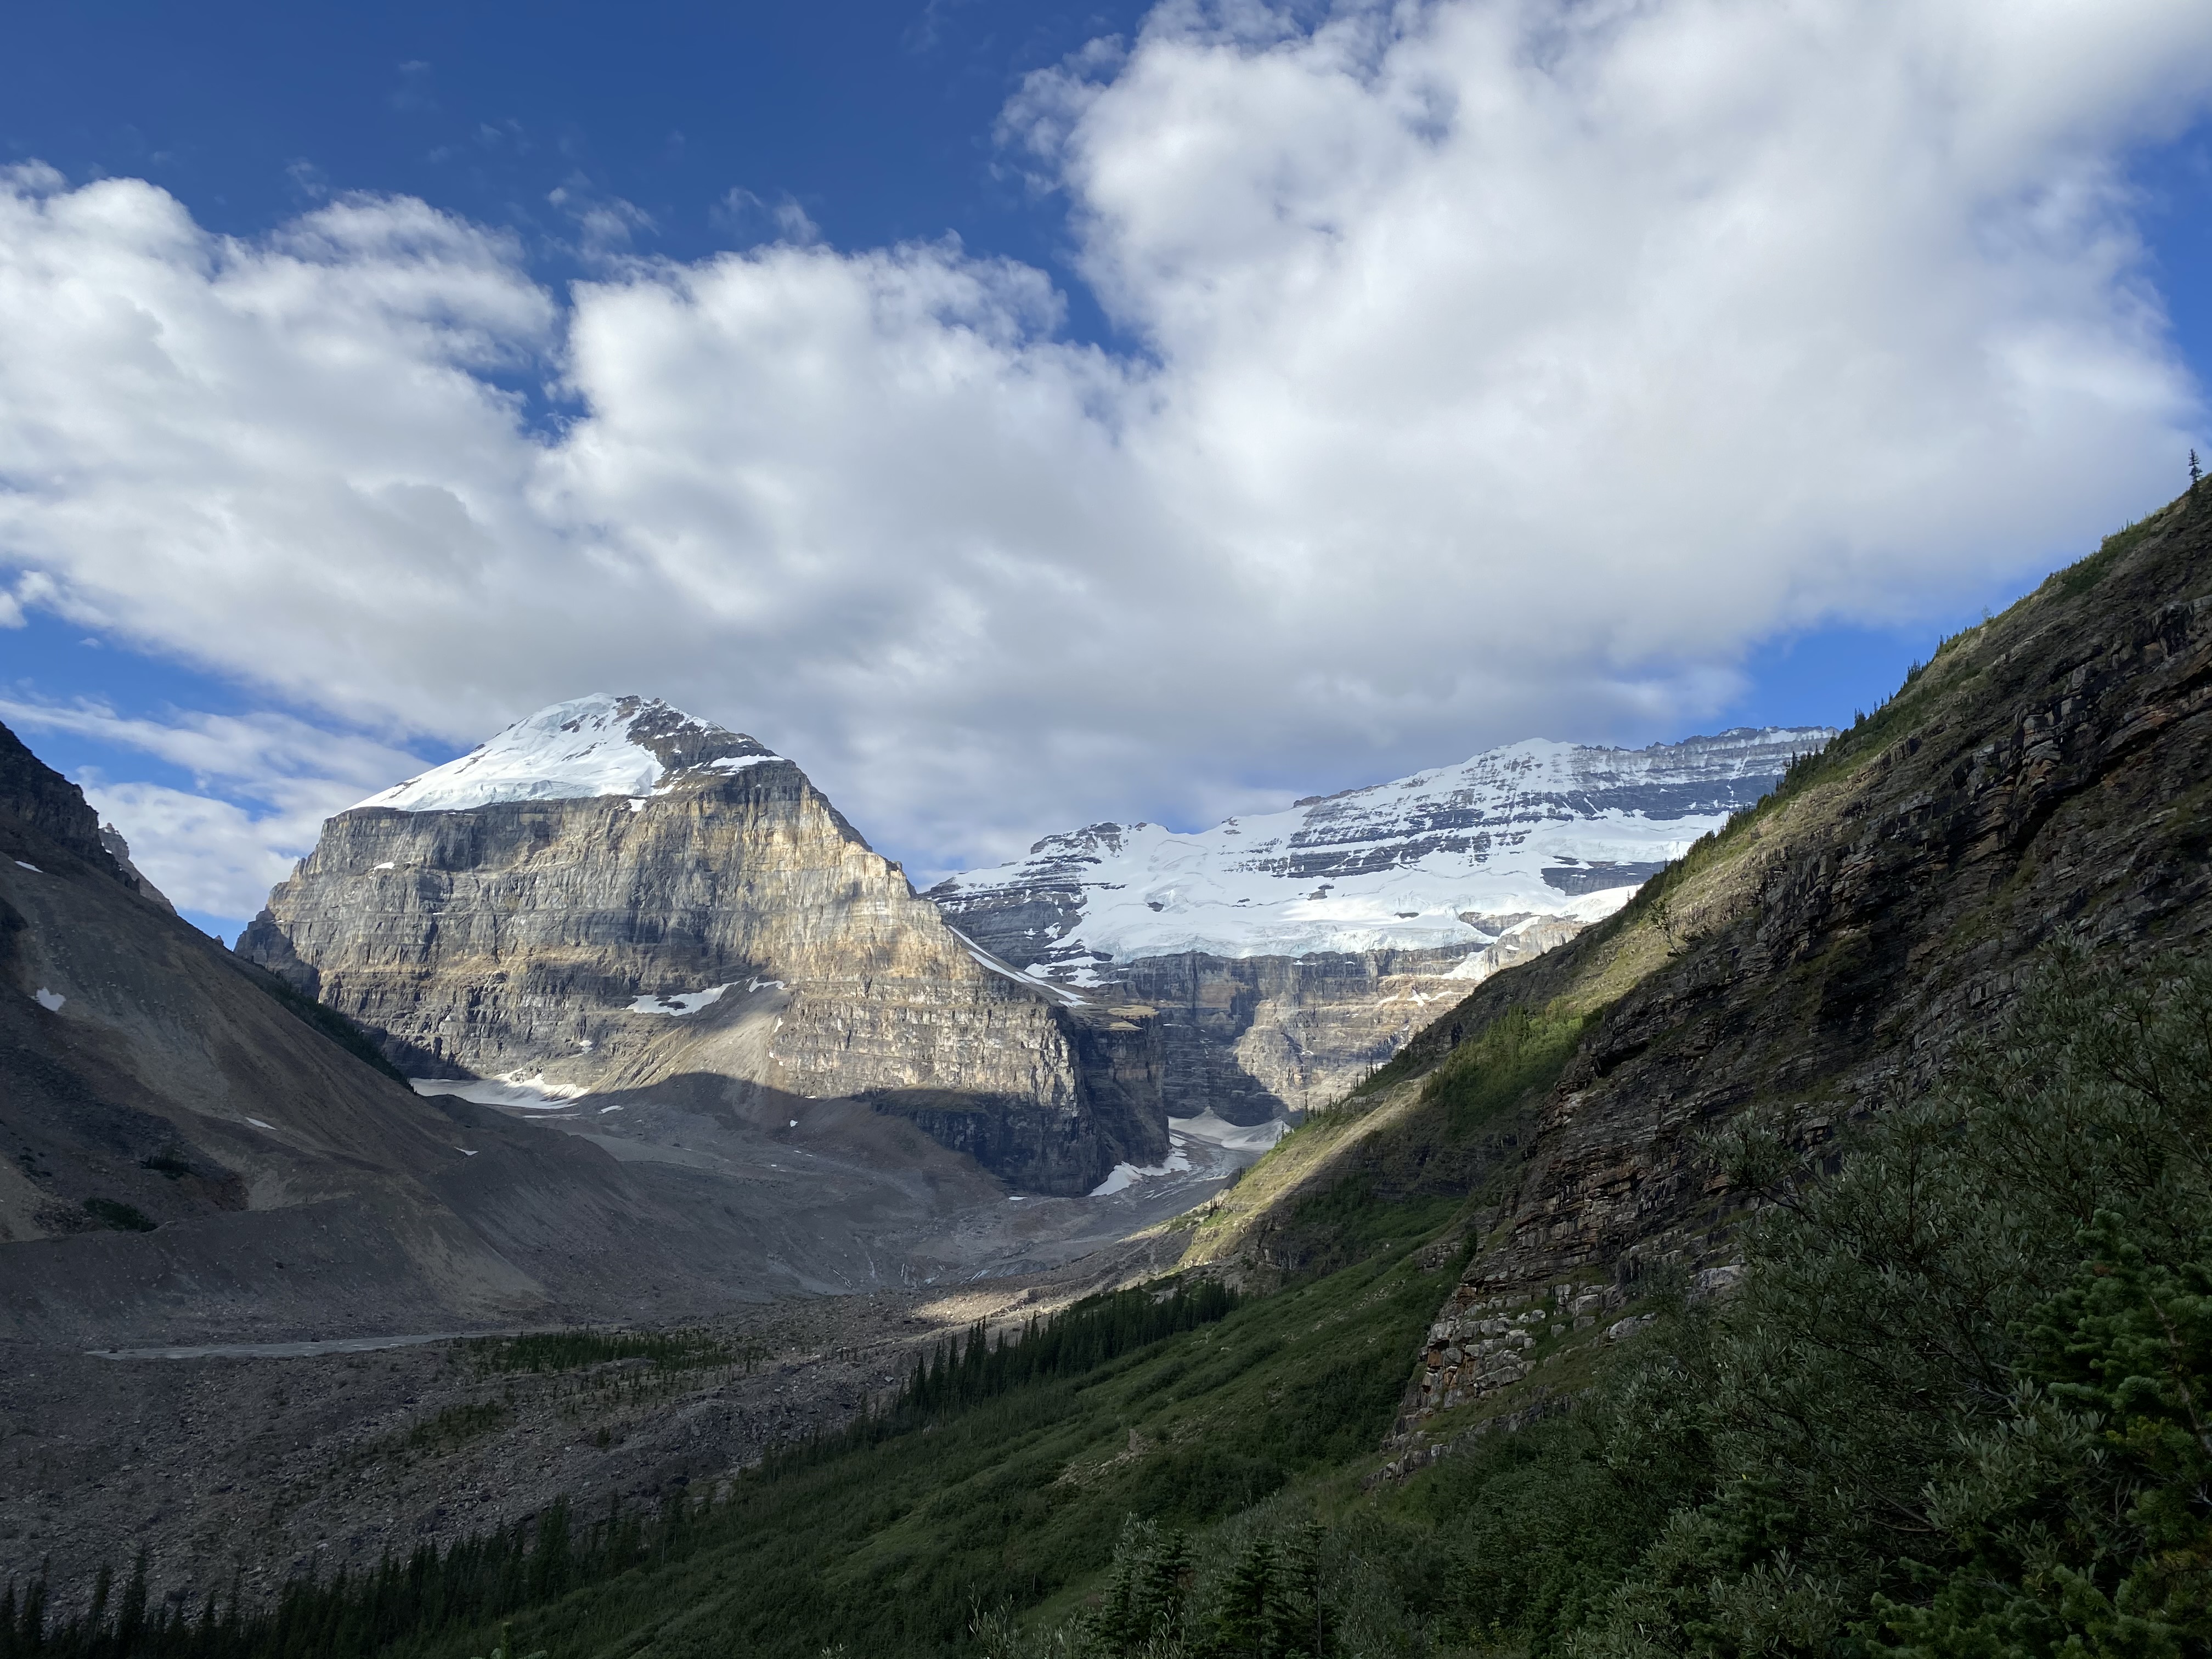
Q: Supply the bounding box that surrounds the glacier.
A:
[930,727,1832,979]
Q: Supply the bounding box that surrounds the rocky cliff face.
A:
[932,730,1824,1122]
[1,716,866,1344]
[1346,493,2212,1430]
[0,724,143,896]
[240,696,1165,1194]
[1109,927,1583,1120]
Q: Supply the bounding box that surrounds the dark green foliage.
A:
[1199,946,2212,1659]
[397,1400,511,1455]
[466,1329,736,1377]
[1202,1522,1322,1659]
[1090,1519,1193,1652]
[887,1282,1240,1427]
[1573,945,2212,1657]
[230,960,410,1085]
[2057,515,2158,597]
[1867,1219,2212,1656]
[1131,1447,1288,1525]
[81,1196,156,1232]
[0,1495,641,1659]
[1419,1007,1583,1137]
[1038,1513,1324,1659]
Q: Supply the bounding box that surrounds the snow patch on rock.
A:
[410,1074,589,1110]
[1170,1109,1291,1154]
[629,984,733,1016]
[1088,1145,1197,1197]
[353,693,776,813]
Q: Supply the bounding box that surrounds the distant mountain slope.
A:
[240,695,1166,1194]
[0,720,731,1342]
[0,717,1198,1346]
[1182,487,2212,1433]
[930,728,1826,1122]
[933,727,1830,973]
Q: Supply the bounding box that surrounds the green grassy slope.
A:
[469,1015,1583,1657]
[15,494,2212,1659]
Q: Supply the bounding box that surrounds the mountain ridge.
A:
[241,693,1171,1194]
[929,725,1832,973]
[1172,486,2212,1447]
[927,725,1828,1122]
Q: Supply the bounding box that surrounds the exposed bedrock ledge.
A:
[238,760,1166,1188]
[864,1088,1101,1196]
[1395,494,2212,1431]
[1104,925,1588,1125]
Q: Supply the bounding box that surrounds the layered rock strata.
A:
[241,696,1164,1194]
[933,730,1823,1121]
[1110,924,1583,1120]
[1391,493,2212,1426]
[1,718,808,1342]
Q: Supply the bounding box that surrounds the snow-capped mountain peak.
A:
[352,694,778,813]
[929,726,1831,977]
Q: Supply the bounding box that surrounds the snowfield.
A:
[410,1074,589,1111]
[353,693,776,812]
[933,727,1830,974]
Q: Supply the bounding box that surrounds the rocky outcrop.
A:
[932,730,1823,1124]
[1111,923,1585,1121]
[240,696,1165,1194]
[97,823,173,912]
[0,724,141,896]
[1387,492,2212,1427]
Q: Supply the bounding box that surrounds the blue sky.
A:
[2,1,2209,939]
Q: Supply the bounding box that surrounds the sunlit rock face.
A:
[932,729,1829,1121]
[240,695,1166,1194]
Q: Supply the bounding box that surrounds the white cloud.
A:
[0,699,428,922]
[0,699,427,796]
[76,779,316,926]
[0,0,2209,888]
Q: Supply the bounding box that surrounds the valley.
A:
[0,1238,1187,1620]
[3,487,2210,1656]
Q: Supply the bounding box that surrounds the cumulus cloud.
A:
[0,699,424,920]
[0,0,2208,884]
[76,780,315,926]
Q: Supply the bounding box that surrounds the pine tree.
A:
[1209,1538,1276,1658]
[1264,1523,1323,1659]
[115,1551,148,1656]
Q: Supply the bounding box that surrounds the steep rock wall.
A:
[1111,923,1584,1123]
[242,757,1164,1193]
[1383,493,2212,1426]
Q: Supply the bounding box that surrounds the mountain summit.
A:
[242,696,1166,1194]
[929,726,1829,1121]
[933,727,1832,976]
[355,693,778,813]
